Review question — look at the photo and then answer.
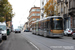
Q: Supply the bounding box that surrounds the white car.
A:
[0,22,7,40]
[0,29,2,43]
[64,28,72,36]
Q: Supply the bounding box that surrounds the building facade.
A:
[57,0,75,30]
[69,0,75,30]
[27,7,40,31]
[57,0,71,30]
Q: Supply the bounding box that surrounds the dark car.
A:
[24,30,30,32]
[72,31,75,39]
[15,29,21,33]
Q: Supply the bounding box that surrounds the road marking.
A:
[20,33,39,50]
[29,42,39,50]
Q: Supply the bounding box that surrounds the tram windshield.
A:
[51,18,63,30]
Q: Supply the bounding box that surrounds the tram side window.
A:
[41,21,44,31]
[47,20,50,31]
[36,22,39,32]
[36,23,37,31]
[35,23,36,31]
[33,24,35,30]
[38,22,41,31]
[34,24,36,30]
[32,24,33,30]
[44,20,47,31]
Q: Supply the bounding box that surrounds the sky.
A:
[8,0,40,29]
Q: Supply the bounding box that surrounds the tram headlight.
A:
[51,30,52,31]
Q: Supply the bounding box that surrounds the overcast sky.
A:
[8,0,40,29]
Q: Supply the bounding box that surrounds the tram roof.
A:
[32,16,63,23]
[47,16,63,18]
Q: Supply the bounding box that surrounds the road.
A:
[0,32,75,50]
[21,32,75,50]
[0,32,37,50]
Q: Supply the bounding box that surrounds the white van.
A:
[0,30,2,42]
[0,22,7,40]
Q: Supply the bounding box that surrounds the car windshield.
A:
[66,29,72,30]
[15,29,21,31]
[0,25,6,30]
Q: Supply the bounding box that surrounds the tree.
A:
[0,0,14,22]
[44,0,55,17]
[0,0,8,22]
[4,2,13,22]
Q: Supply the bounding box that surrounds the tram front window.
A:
[51,19,63,30]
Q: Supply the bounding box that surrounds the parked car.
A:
[0,28,2,43]
[15,29,21,33]
[24,30,30,32]
[0,22,7,40]
[64,28,72,36]
[72,31,75,39]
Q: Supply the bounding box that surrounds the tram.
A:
[32,16,64,37]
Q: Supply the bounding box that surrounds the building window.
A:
[42,1,44,5]
[36,9,40,11]
[32,18,35,21]
[72,17,75,27]
[36,13,40,16]
[31,9,36,11]
[64,7,65,14]
[32,13,35,16]
[36,18,40,20]
[61,4,63,13]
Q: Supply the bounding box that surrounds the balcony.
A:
[69,0,75,16]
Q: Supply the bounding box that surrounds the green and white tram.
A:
[32,16,64,37]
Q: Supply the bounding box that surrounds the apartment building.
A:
[57,0,75,30]
[27,6,40,31]
[57,0,70,30]
[69,0,75,30]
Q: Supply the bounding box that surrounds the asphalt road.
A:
[21,32,75,50]
[0,32,75,50]
[0,32,37,50]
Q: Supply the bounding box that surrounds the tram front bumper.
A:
[49,33,64,37]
